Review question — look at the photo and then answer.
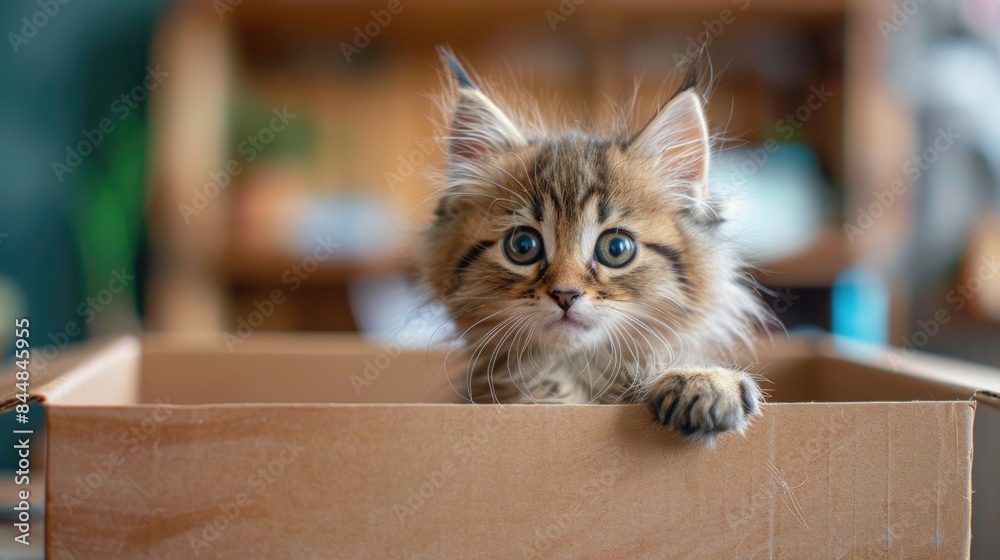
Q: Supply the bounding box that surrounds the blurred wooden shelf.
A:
[147,0,906,336]
[752,227,851,287]
[224,245,405,287]
[230,0,850,27]
[223,236,409,332]
[228,0,848,61]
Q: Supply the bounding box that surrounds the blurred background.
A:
[0,0,999,556]
[3,1,1000,369]
[4,0,1000,366]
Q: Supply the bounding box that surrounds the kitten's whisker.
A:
[455,302,530,398]
[624,300,689,337]
[613,309,675,364]
[509,316,531,402]
[450,170,531,209]
[513,316,541,403]
[484,160,533,202]
[469,315,520,402]
[598,322,634,402]
[510,152,536,194]
[486,313,530,399]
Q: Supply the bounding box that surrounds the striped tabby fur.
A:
[418,49,774,443]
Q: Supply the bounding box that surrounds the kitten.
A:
[419,48,774,443]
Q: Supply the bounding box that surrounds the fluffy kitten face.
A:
[421,52,767,373]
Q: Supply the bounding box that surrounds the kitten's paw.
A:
[646,366,762,443]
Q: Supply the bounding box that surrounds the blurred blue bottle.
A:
[832,264,889,346]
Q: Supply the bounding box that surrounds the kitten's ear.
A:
[438,47,525,161]
[627,65,711,200]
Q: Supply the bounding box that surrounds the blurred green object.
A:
[76,114,147,334]
[0,0,169,360]
[230,95,317,165]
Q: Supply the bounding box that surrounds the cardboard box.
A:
[3,334,998,558]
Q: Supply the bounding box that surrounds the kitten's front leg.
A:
[642,365,762,442]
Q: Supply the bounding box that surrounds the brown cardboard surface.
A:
[137,333,462,404]
[8,334,986,558]
[132,334,978,406]
[815,338,1000,400]
[46,402,972,559]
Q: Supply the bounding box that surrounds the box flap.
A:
[816,336,1000,409]
[0,336,141,407]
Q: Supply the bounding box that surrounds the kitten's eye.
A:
[503,226,544,265]
[595,230,637,268]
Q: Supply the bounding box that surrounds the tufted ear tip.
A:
[628,87,711,202]
[675,57,700,96]
[437,46,477,90]
[440,48,524,162]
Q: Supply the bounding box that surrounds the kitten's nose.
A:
[549,289,582,311]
